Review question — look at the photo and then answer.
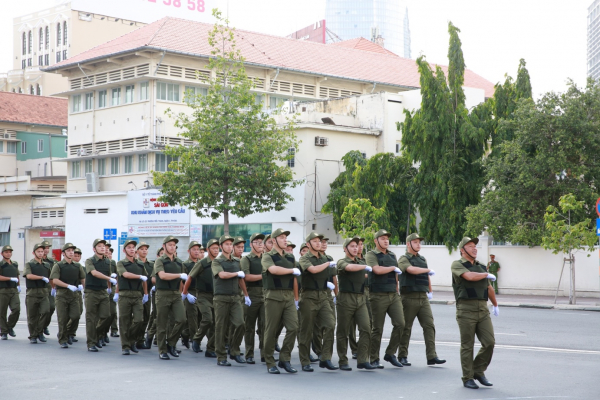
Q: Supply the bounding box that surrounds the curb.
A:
[429,299,600,312]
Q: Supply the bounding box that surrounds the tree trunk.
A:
[224,208,230,236]
[570,253,576,305]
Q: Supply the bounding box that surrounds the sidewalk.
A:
[429,291,600,312]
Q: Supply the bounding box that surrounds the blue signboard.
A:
[103,229,117,240]
[597,218,600,236]
[119,237,140,246]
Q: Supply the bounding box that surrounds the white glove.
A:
[295,300,299,310]
[186,293,197,304]
[333,296,336,305]
[78,285,84,292]
[487,273,496,282]
[51,288,56,297]
[10,277,18,283]
[237,271,245,278]
[151,286,156,292]
[109,278,117,285]
[394,267,402,275]
[142,294,148,304]
[328,261,337,268]
[180,273,188,281]
[42,277,50,283]
[181,293,186,301]
[428,270,435,276]
[82,292,85,300]
[107,287,112,294]
[326,281,335,290]
[139,275,148,282]
[492,306,499,316]
[244,296,251,306]
[292,268,301,276]
[17,286,21,293]
[113,293,119,302]
[67,285,78,292]
[364,266,373,272]
[427,292,433,300]
[111,273,117,279]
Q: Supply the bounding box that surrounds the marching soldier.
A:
[0,245,20,340]
[487,255,500,294]
[397,233,445,366]
[106,245,119,341]
[84,239,117,352]
[23,243,51,344]
[145,247,164,348]
[116,239,148,355]
[154,236,188,360]
[312,236,338,362]
[226,236,248,359]
[241,233,266,364]
[349,236,371,360]
[261,228,300,374]
[182,239,218,357]
[181,241,203,350]
[264,234,273,253]
[452,237,499,389]
[298,232,338,372]
[66,248,85,344]
[366,229,405,369]
[135,242,153,349]
[41,241,56,336]
[50,243,85,348]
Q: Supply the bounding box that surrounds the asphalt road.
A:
[1,303,599,400]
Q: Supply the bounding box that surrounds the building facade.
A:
[588,0,600,80]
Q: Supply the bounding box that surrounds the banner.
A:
[128,190,190,237]
[128,224,189,237]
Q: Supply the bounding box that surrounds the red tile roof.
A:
[0,92,67,127]
[330,38,399,57]
[46,17,495,97]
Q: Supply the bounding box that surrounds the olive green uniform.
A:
[336,255,371,365]
[487,261,500,294]
[212,253,245,362]
[66,261,85,338]
[84,255,112,348]
[189,257,216,352]
[0,260,20,335]
[153,254,186,355]
[137,258,154,346]
[50,260,85,345]
[366,249,405,362]
[117,259,147,350]
[241,252,265,359]
[452,257,495,383]
[298,251,336,365]
[397,252,438,360]
[41,256,56,332]
[349,258,372,355]
[311,254,336,357]
[181,258,199,345]
[23,259,51,339]
[108,259,119,336]
[261,249,299,369]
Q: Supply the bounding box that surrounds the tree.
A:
[465,79,600,246]
[339,198,385,250]
[153,10,299,235]
[400,22,487,250]
[542,194,597,304]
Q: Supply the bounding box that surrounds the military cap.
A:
[123,239,137,249]
[233,236,246,246]
[286,241,296,249]
[458,236,479,248]
[321,236,330,242]
[188,241,202,250]
[271,228,290,239]
[32,243,45,252]
[353,235,366,243]
[305,231,324,243]
[300,243,308,251]
[374,229,392,239]
[206,238,220,249]
[406,233,425,243]
[219,235,234,245]
[2,245,14,252]
[490,254,495,257]
[249,233,265,242]
[343,237,360,249]
[74,248,82,254]
[163,235,179,245]
[264,234,271,241]
[93,239,107,248]
[62,242,76,251]
[106,242,112,248]
[41,240,51,248]
[156,247,163,256]
[109,248,114,253]
[137,242,150,250]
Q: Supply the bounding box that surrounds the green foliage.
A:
[152,10,300,234]
[465,79,600,245]
[400,22,487,251]
[542,194,597,256]
[339,198,385,248]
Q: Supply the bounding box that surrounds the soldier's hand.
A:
[244,296,251,306]
[295,300,299,310]
[107,287,112,294]
[67,285,78,292]
[186,293,197,304]
[237,271,246,278]
[487,273,496,282]
[326,281,335,290]
[17,286,21,293]
[180,273,188,281]
[292,268,301,276]
[51,288,56,297]
[111,273,117,279]
[78,285,84,292]
[364,266,373,272]
[492,306,500,316]
[109,278,117,285]
[333,296,337,305]
[139,275,148,282]
[328,261,337,268]
[10,277,18,283]
[427,292,433,300]
[151,286,156,292]
[42,277,50,283]
[142,294,149,304]
[181,293,186,301]
[428,270,436,276]
[113,293,119,302]
[394,267,402,275]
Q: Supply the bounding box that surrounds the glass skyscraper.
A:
[325,0,411,58]
[588,0,600,79]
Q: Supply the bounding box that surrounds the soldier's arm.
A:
[293,278,299,302]
[262,253,294,276]
[340,259,368,272]
[242,257,262,282]
[400,256,431,275]
[488,285,498,306]
[451,261,488,281]
[366,252,395,274]
[212,259,238,280]
[49,264,68,288]
[155,258,182,281]
[118,262,145,280]
[238,278,249,297]
[24,263,45,280]
[299,255,329,274]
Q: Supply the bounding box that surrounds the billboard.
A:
[127,190,190,237]
[71,0,217,24]
[286,20,326,44]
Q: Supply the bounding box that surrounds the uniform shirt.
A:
[451,257,492,288]
[365,248,394,267]
[261,248,295,301]
[23,259,50,296]
[240,252,262,275]
[336,256,359,274]
[84,254,108,275]
[0,260,20,293]
[189,258,210,278]
[153,255,185,276]
[211,253,239,277]
[117,259,148,297]
[49,262,86,283]
[487,261,500,273]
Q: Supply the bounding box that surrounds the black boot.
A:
[130,343,139,353]
[383,354,403,367]
[277,361,297,373]
[399,357,411,366]
[319,360,339,370]
[463,379,479,389]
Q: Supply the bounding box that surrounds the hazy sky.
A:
[1,0,590,98]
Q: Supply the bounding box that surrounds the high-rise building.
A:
[588,0,600,79]
[325,0,411,58]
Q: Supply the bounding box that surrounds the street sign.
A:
[121,232,128,238]
[596,198,600,217]
[103,228,117,240]
[118,236,140,246]
[597,219,600,236]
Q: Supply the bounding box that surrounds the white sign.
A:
[71,0,216,24]
[190,224,202,242]
[128,224,189,237]
[128,190,190,225]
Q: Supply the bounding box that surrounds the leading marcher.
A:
[451,236,499,389]
[23,243,51,344]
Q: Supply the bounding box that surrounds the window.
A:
[38,55,43,66]
[156,82,180,102]
[30,85,35,95]
[7,142,16,154]
[63,50,67,60]
[21,142,27,154]
[45,27,49,50]
[0,142,3,152]
[64,139,68,152]
[110,157,120,175]
[287,148,295,167]
[22,32,26,55]
[124,156,133,173]
[111,88,121,106]
[44,54,49,66]
[37,139,44,153]
[63,22,67,45]
[57,23,61,46]
[56,52,61,63]
[72,94,81,112]
[36,85,41,96]
[27,58,32,67]
[125,85,134,104]
[184,86,207,104]
[270,96,289,109]
[98,90,107,108]
[71,161,81,178]
[155,153,178,172]
[98,158,106,176]
[39,28,43,51]
[139,82,149,100]
[84,160,93,175]
[84,93,93,110]
[138,154,147,172]
[28,31,32,54]
[22,60,25,69]
[202,223,272,253]
[395,142,400,153]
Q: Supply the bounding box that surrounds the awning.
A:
[0,218,10,233]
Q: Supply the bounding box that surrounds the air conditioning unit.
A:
[86,172,99,192]
[314,136,329,146]
[77,148,87,156]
